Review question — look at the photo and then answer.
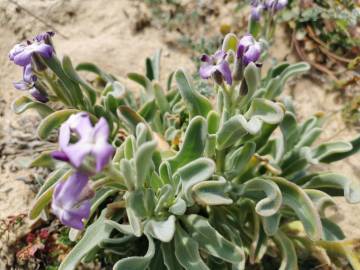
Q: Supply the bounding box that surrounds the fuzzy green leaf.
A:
[59,210,112,270]
[174,225,209,270]
[182,214,245,267]
[114,234,155,270]
[273,231,299,270]
[144,215,176,242]
[12,96,54,118]
[175,158,215,204]
[175,69,212,117]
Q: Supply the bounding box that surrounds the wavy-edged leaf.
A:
[245,98,284,124]
[59,210,112,270]
[302,173,360,203]
[12,96,54,118]
[312,141,353,162]
[114,234,155,270]
[270,177,322,240]
[182,214,245,267]
[128,189,156,218]
[236,178,282,217]
[174,225,209,270]
[175,69,212,117]
[144,215,176,242]
[216,115,261,150]
[128,72,153,94]
[153,82,170,114]
[225,142,256,179]
[238,63,260,108]
[29,151,55,168]
[280,62,310,86]
[192,176,233,206]
[166,116,207,172]
[321,218,345,241]
[217,99,283,150]
[305,189,336,217]
[135,140,157,188]
[62,55,96,105]
[175,158,215,204]
[76,62,114,82]
[321,136,360,163]
[118,105,145,133]
[273,230,299,270]
[161,242,183,270]
[37,109,82,140]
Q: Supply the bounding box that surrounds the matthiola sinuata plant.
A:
[9,31,360,270]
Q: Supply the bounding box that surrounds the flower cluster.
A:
[251,0,288,21]
[51,113,115,229]
[9,32,54,102]
[200,33,261,85]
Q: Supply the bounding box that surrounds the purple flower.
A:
[13,65,49,103]
[51,172,94,230]
[34,31,55,43]
[199,50,232,85]
[237,34,261,65]
[251,3,265,21]
[9,39,53,67]
[265,0,287,11]
[52,113,115,173]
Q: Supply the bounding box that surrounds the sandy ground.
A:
[0,0,359,240]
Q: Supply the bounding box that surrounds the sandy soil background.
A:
[0,0,359,240]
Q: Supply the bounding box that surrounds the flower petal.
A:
[217,61,233,85]
[63,141,93,168]
[9,44,25,61]
[92,141,115,172]
[199,63,216,79]
[13,80,30,91]
[13,49,33,66]
[51,150,70,162]
[93,118,110,142]
[243,42,261,65]
[23,64,36,83]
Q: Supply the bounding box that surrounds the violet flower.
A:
[13,64,49,103]
[34,31,55,43]
[236,34,261,66]
[52,112,115,173]
[251,3,264,21]
[9,38,53,67]
[265,0,287,11]
[51,172,94,230]
[199,50,232,85]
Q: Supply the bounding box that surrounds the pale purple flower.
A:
[237,34,261,65]
[199,50,232,85]
[9,39,53,67]
[34,31,55,43]
[13,64,49,103]
[251,3,265,21]
[265,0,287,11]
[52,113,115,173]
[51,172,94,230]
